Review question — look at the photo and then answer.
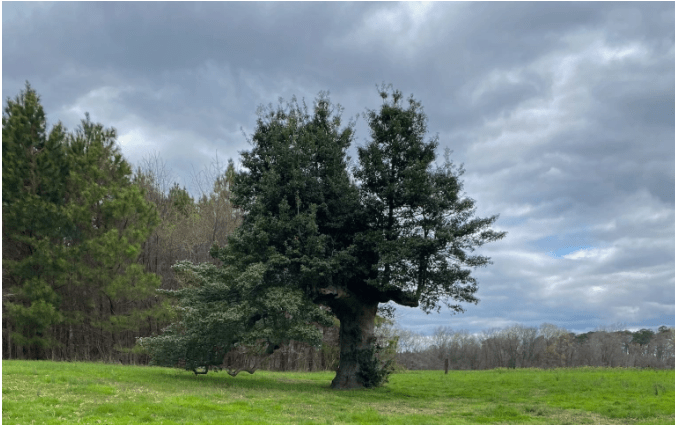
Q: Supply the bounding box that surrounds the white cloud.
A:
[563,247,614,261]
[62,85,130,126]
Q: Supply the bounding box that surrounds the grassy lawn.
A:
[2,361,674,424]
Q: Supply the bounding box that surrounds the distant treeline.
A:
[225,322,675,373]
[391,324,675,370]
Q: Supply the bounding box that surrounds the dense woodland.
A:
[3,84,673,371]
[2,84,243,363]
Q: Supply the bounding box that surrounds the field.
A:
[2,361,674,424]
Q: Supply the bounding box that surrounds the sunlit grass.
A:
[3,361,674,424]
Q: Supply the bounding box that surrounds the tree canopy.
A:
[3,83,161,360]
[142,86,506,388]
[2,82,69,355]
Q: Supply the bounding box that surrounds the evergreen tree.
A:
[56,113,161,359]
[632,329,655,347]
[143,87,505,388]
[2,82,70,358]
[3,83,162,360]
[170,186,192,215]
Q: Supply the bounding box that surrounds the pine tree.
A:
[56,113,161,360]
[2,82,69,358]
[3,84,162,360]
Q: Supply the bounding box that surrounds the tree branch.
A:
[379,287,419,307]
[318,285,350,299]
[226,366,257,377]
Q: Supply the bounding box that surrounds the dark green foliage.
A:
[575,332,592,344]
[632,329,655,346]
[3,83,160,360]
[168,183,194,218]
[144,86,505,388]
[355,340,397,388]
[140,94,346,372]
[355,87,505,313]
[3,83,70,355]
[139,260,333,374]
[57,113,161,341]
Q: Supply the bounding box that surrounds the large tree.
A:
[2,83,69,358]
[55,113,162,361]
[145,87,506,388]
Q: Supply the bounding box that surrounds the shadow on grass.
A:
[4,360,432,402]
[141,366,416,403]
[142,367,334,393]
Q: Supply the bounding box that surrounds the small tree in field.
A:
[142,86,505,389]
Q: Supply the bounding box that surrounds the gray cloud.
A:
[3,1,674,335]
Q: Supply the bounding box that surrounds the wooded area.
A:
[3,84,673,374]
[2,83,243,363]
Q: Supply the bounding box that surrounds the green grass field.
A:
[2,361,674,424]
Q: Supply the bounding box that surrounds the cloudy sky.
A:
[3,2,674,336]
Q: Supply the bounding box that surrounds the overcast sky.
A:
[3,2,674,336]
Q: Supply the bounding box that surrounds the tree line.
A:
[393,323,675,370]
[2,83,359,374]
[12,82,668,390]
[3,83,672,383]
[2,83,242,363]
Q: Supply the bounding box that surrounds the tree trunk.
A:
[68,325,74,359]
[331,301,378,390]
[6,319,11,360]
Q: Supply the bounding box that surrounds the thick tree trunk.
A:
[331,301,378,389]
